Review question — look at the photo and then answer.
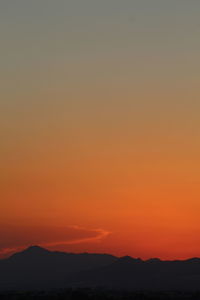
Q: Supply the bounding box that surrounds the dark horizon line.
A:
[2,244,200,263]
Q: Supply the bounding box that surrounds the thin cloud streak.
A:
[0,226,111,258]
[42,226,111,248]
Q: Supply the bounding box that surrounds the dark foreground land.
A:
[3,246,200,291]
[2,247,200,299]
[1,289,200,300]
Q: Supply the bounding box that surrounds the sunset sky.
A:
[1,0,200,260]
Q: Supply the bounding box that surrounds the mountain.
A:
[79,256,200,290]
[0,246,117,290]
[1,246,200,290]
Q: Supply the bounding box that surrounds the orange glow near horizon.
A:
[1,1,200,260]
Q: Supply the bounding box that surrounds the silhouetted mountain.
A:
[9,245,51,262]
[1,246,200,291]
[0,246,117,290]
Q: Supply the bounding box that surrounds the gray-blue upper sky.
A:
[1,0,200,260]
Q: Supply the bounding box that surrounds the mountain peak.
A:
[10,245,51,260]
[24,245,49,253]
[118,256,142,263]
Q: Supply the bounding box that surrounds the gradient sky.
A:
[1,0,200,259]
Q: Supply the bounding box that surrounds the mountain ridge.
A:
[6,245,200,262]
[1,246,200,291]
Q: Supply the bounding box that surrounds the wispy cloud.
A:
[42,226,110,248]
[0,225,111,258]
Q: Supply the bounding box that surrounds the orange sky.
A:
[1,1,200,259]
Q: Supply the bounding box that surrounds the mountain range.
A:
[1,246,200,291]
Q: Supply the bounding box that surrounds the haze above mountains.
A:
[1,246,200,291]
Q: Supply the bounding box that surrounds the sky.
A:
[1,0,200,260]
